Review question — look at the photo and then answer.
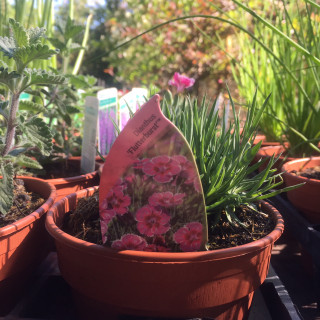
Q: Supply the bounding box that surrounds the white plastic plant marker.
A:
[99,94,208,252]
[97,88,118,155]
[80,96,99,174]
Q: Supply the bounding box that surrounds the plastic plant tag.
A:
[80,96,99,174]
[97,88,118,155]
[99,94,208,252]
[119,88,148,130]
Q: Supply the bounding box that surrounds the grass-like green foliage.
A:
[0,19,66,215]
[161,89,299,226]
[230,0,320,157]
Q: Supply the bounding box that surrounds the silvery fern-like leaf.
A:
[15,154,43,169]
[0,36,17,58]
[27,27,46,45]
[0,162,14,215]
[20,117,52,156]
[20,69,66,91]
[14,44,58,70]
[0,67,20,91]
[19,100,46,113]
[9,18,29,47]
[47,38,66,51]
[65,17,84,41]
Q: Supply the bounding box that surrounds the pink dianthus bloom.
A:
[111,234,147,251]
[142,155,181,183]
[136,205,170,237]
[173,222,203,252]
[101,188,131,215]
[168,72,195,93]
[149,191,185,208]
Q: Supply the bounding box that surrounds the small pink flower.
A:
[172,155,195,182]
[111,234,147,251]
[173,222,203,252]
[149,192,185,208]
[136,205,170,237]
[142,155,181,183]
[168,72,195,93]
[102,188,131,215]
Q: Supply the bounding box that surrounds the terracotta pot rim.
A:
[281,156,320,184]
[0,176,56,237]
[46,187,284,263]
[258,145,295,160]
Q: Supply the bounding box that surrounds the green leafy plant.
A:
[229,0,320,157]
[161,89,299,227]
[0,18,66,215]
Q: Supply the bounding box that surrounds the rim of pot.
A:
[46,187,284,263]
[0,176,56,237]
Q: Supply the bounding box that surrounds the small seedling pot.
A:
[0,177,56,315]
[46,157,100,202]
[282,157,320,224]
[46,187,284,320]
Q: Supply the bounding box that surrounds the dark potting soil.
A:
[35,159,83,179]
[62,191,275,250]
[0,179,45,228]
[293,165,320,180]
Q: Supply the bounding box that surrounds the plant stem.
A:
[2,93,20,156]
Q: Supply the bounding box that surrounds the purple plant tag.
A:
[97,88,118,155]
[99,95,207,252]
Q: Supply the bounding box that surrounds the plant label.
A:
[119,88,148,130]
[99,95,207,252]
[97,88,118,155]
[81,96,99,174]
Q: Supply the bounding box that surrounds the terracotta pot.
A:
[282,157,320,224]
[0,177,56,315]
[46,157,100,202]
[46,187,284,320]
[254,145,295,173]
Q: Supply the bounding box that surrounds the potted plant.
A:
[228,0,320,222]
[281,157,320,224]
[23,15,100,201]
[0,19,63,314]
[46,87,298,320]
[220,1,320,171]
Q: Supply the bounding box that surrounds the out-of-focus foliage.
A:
[83,0,235,94]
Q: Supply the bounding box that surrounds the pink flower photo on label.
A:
[111,234,147,251]
[173,222,203,252]
[149,191,185,208]
[136,205,170,237]
[168,72,195,93]
[103,188,131,215]
[142,155,181,183]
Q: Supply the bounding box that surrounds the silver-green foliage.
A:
[0,19,66,215]
[162,89,298,226]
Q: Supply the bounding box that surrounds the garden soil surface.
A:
[293,165,320,180]
[62,191,275,250]
[0,178,44,228]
